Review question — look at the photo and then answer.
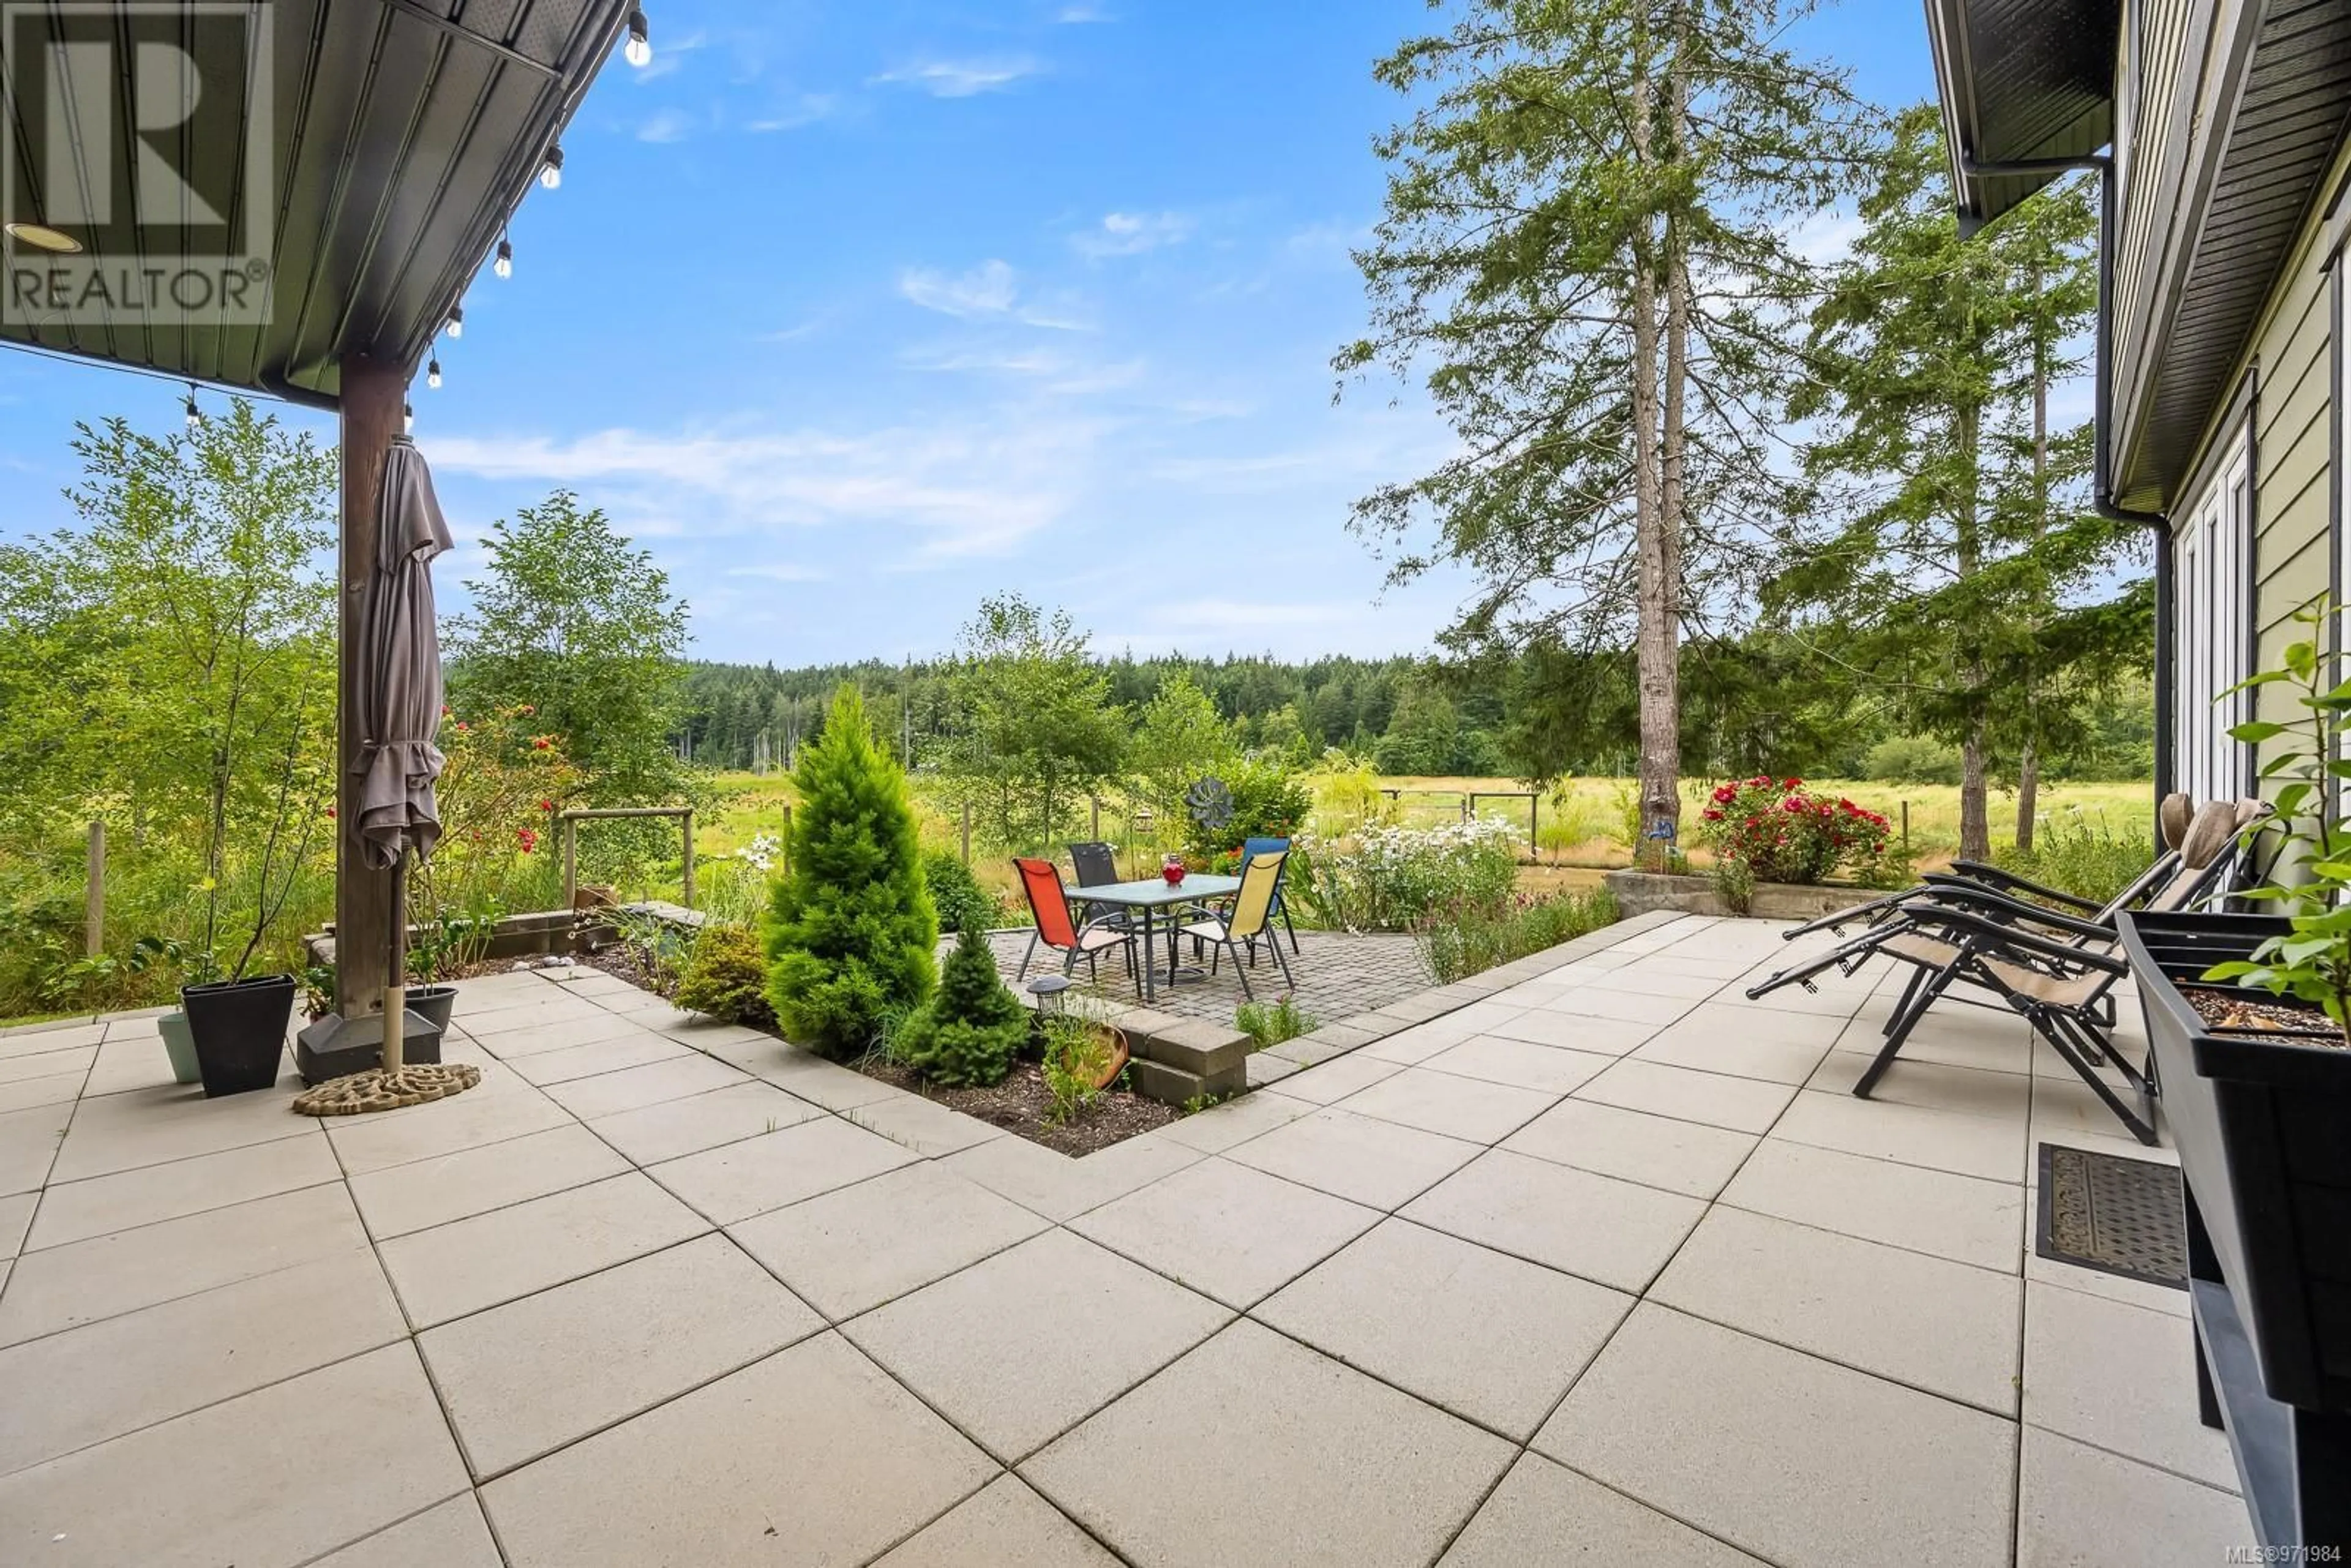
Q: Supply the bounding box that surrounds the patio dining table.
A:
[1076,874,1241,1003]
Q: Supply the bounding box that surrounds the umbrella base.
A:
[295,1009,444,1084]
[291,1062,481,1116]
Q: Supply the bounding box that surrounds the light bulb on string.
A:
[403,402,415,435]
[446,306,463,339]
[493,237,512,279]
[539,145,563,190]
[624,8,651,66]
[182,383,200,430]
[426,358,442,389]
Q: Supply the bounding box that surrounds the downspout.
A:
[1961,152,2175,805]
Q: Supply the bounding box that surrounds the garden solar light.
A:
[1027,975,1071,1017]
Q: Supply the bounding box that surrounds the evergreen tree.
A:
[1775,105,2140,861]
[1341,0,1866,861]
[764,686,936,1057]
[893,924,1028,1087]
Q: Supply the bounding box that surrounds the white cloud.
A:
[1057,4,1112,21]
[727,562,828,583]
[746,94,838,132]
[1074,211,1191,259]
[899,260,1020,318]
[897,261,1092,331]
[872,57,1043,98]
[427,413,1110,565]
[636,108,696,143]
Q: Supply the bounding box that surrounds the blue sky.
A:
[0,1,1940,666]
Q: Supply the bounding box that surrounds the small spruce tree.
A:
[764,686,936,1056]
[894,924,1029,1087]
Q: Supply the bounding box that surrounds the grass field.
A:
[699,770,2158,890]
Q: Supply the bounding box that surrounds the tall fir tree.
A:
[764,686,937,1056]
[1341,0,1865,861]
[1775,104,2143,861]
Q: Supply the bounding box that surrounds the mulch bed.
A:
[574,945,1179,1154]
[2180,985,2346,1046]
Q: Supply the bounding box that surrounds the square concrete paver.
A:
[1070,1156,1380,1308]
[1223,1106,1483,1212]
[45,1079,313,1184]
[1809,1051,2034,1122]
[1651,1206,2022,1414]
[1026,1319,1514,1568]
[648,1115,918,1225]
[2015,1427,2248,1568]
[1483,1009,1663,1054]
[1719,1139,2025,1272]
[311,1494,502,1568]
[1502,1098,1757,1200]
[1403,1149,1704,1294]
[23,1132,340,1251]
[505,1030,691,1086]
[1267,1052,1406,1106]
[0,1191,29,1259]
[1441,1453,1763,1566]
[421,1234,821,1478]
[1419,1035,1616,1095]
[844,1092,1008,1157]
[0,1180,367,1346]
[939,1130,1204,1223]
[877,1476,1116,1567]
[1157,1087,1314,1153]
[1771,1090,2027,1183]
[325,1076,574,1177]
[1335,1067,1559,1144]
[0,1244,404,1475]
[0,1343,469,1568]
[0,1103,70,1197]
[1573,1059,1796,1135]
[583,1081,823,1166]
[2021,1281,2235,1489]
[348,1123,631,1240]
[846,1229,1229,1461]
[481,1332,995,1568]
[1258,1218,1632,1438]
[726,1160,1048,1320]
[1538,1304,2014,1567]
[542,1054,751,1120]
[377,1172,708,1328]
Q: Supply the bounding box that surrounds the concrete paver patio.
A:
[0,913,2253,1566]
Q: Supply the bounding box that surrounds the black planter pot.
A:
[179,974,296,1097]
[406,984,458,1035]
[2117,910,2351,1547]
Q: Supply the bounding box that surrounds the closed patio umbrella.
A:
[293,438,480,1115]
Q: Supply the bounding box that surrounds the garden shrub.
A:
[1416,888,1620,983]
[1235,996,1318,1049]
[675,923,776,1027]
[923,850,990,935]
[1187,756,1313,864]
[1040,1000,1122,1122]
[1863,734,1963,786]
[764,687,937,1057]
[1697,776,1891,888]
[893,924,1027,1087]
[1993,811,2154,907]
[1292,817,1521,932]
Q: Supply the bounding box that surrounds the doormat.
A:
[2035,1142,2187,1290]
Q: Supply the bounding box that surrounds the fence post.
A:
[961,802,972,865]
[681,809,696,910]
[85,820,104,958]
[1090,795,1100,841]
[1529,793,1539,855]
[781,806,793,876]
[562,815,578,910]
[1900,800,1911,857]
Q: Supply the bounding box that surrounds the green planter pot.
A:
[156,1010,201,1085]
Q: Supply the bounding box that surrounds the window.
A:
[2174,426,2253,805]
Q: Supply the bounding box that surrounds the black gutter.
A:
[1962,152,2175,806]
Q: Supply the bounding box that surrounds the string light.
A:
[539,145,564,190]
[624,7,651,67]
[493,236,512,279]
[182,382,200,430]
[426,358,442,389]
[445,306,463,339]
[403,402,415,435]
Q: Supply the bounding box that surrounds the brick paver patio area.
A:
[0,913,2250,1566]
[972,925,1429,1024]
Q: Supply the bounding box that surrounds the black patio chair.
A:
[1067,841,1132,931]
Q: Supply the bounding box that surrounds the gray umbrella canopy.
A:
[353,439,456,871]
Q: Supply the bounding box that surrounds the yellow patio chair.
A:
[1174,850,1292,1000]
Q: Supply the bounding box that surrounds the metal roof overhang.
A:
[1925,0,2118,231]
[1,0,629,407]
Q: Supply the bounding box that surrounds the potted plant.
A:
[2115,603,2351,1426]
